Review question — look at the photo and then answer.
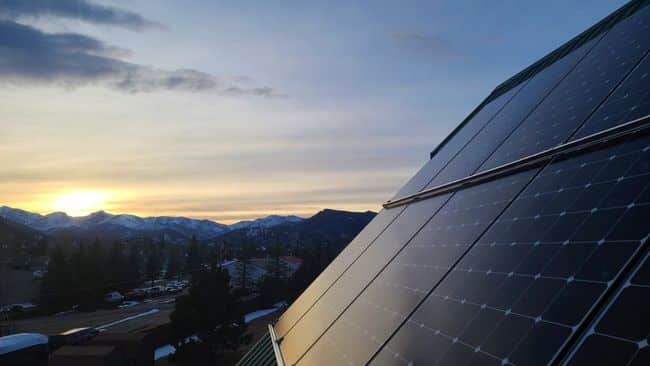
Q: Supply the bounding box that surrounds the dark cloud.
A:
[391,32,460,61]
[0,20,282,95]
[0,0,162,31]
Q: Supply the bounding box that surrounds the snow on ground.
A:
[155,344,176,359]
[0,333,48,355]
[95,308,159,331]
[154,302,286,360]
[244,301,285,323]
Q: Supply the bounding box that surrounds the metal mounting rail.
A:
[384,114,650,209]
[268,324,285,366]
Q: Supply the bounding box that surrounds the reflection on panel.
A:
[298,170,537,366]
[564,252,650,366]
[481,4,650,171]
[423,36,600,189]
[574,52,650,139]
[393,84,522,199]
[275,208,403,336]
[280,195,451,365]
[372,133,650,366]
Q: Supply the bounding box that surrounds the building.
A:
[239,0,650,365]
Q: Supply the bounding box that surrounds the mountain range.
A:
[0,206,374,244]
[0,206,305,241]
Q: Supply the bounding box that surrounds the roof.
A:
[0,333,49,355]
[430,0,650,159]
[236,332,277,366]
[269,0,650,365]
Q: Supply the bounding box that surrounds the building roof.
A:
[263,1,650,365]
[0,333,48,355]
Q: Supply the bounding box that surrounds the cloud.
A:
[391,32,460,61]
[0,20,282,95]
[0,0,162,31]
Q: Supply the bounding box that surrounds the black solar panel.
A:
[563,251,650,366]
[423,37,599,188]
[274,208,404,336]
[280,194,451,365]
[394,84,522,199]
[371,133,650,366]
[297,170,538,365]
[481,4,650,171]
[574,52,650,139]
[268,2,650,366]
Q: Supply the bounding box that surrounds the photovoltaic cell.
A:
[274,208,403,336]
[371,132,650,366]
[573,52,650,139]
[393,84,522,199]
[563,251,650,366]
[297,170,537,365]
[422,36,600,189]
[280,194,451,365]
[481,4,650,171]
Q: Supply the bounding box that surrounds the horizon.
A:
[0,0,626,223]
[0,203,376,225]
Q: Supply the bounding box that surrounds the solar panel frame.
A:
[561,250,650,365]
[369,131,650,366]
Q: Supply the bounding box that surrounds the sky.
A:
[0,0,628,223]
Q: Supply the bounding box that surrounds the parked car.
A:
[103,291,124,303]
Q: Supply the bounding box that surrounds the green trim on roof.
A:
[430,0,649,160]
[236,332,277,366]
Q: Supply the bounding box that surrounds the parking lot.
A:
[12,295,177,335]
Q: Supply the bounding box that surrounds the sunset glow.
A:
[49,191,111,217]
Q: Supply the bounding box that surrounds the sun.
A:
[50,191,110,217]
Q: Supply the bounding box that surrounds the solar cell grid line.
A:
[393,83,525,199]
[274,207,405,337]
[296,170,538,365]
[573,51,650,139]
[562,251,650,366]
[370,132,650,366]
[279,193,452,365]
[419,34,604,192]
[480,3,650,172]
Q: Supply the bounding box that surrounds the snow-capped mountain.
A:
[228,215,304,230]
[0,206,303,241]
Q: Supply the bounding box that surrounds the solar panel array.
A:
[272,1,650,365]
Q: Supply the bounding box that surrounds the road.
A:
[12,296,176,335]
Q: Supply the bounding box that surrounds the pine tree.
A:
[170,267,250,364]
[107,240,129,291]
[186,236,202,281]
[127,243,142,288]
[145,241,162,287]
[166,245,182,280]
[39,244,69,312]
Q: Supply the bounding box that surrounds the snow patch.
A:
[0,333,48,355]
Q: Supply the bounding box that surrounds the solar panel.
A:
[563,251,650,366]
[265,3,650,366]
[481,4,650,171]
[393,84,522,199]
[279,194,451,365]
[296,170,538,365]
[573,52,650,139]
[274,208,404,336]
[423,36,600,188]
[370,132,650,366]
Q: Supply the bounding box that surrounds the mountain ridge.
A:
[0,206,375,243]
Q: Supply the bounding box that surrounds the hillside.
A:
[213,209,377,253]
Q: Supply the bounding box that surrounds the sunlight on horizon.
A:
[48,191,111,217]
